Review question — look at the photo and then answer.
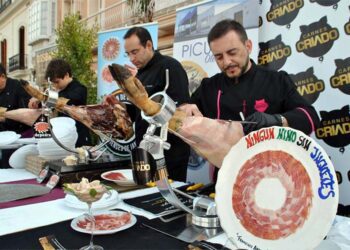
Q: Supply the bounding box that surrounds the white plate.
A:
[0,131,21,146]
[71,210,137,235]
[216,126,338,250]
[101,169,136,186]
[16,137,37,144]
[9,144,39,169]
[64,190,120,210]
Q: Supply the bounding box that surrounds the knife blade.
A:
[0,184,51,203]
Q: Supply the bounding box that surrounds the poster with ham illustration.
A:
[216,126,338,250]
[97,23,158,157]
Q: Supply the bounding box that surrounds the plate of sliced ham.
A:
[71,210,136,235]
[216,126,338,250]
[101,169,136,186]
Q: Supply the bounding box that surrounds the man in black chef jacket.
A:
[0,63,31,135]
[29,59,91,147]
[179,19,320,181]
[123,27,190,182]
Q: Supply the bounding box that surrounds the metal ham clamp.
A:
[39,79,112,164]
[135,70,221,230]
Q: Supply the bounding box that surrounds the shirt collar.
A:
[138,51,160,74]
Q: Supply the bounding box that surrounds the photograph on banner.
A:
[174,0,259,95]
[173,0,259,183]
[97,23,158,157]
[258,0,350,215]
[97,23,158,100]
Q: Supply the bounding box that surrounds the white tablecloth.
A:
[0,169,349,249]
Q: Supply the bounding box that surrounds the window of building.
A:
[28,0,56,44]
[19,26,25,69]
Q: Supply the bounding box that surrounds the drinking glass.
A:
[64,180,109,250]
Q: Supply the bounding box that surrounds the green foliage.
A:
[51,13,98,104]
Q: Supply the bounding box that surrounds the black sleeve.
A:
[63,84,87,106]
[16,82,31,108]
[163,60,190,106]
[279,71,320,135]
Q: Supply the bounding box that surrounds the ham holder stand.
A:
[135,71,223,242]
[40,81,129,185]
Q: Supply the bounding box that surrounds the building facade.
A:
[0,0,32,80]
[0,0,202,85]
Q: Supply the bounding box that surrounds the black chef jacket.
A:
[0,78,31,134]
[58,78,91,147]
[129,51,191,182]
[191,60,319,135]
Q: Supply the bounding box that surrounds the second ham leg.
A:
[108,63,244,167]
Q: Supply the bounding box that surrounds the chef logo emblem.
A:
[316,105,350,151]
[254,99,269,112]
[296,16,339,60]
[336,171,342,184]
[345,19,350,35]
[345,7,350,35]
[330,57,350,95]
[289,67,325,104]
[33,114,51,139]
[310,0,340,7]
[258,35,291,70]
[259,16,263,27]
[266,0,304,26]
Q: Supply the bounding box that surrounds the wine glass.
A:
[64,178,110,250]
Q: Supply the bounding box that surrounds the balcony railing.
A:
[0,0,11,14]
[80,1,134,31]
[9,54,27,72]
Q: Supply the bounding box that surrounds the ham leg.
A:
[20,81,133,140]
[108,64,244,167]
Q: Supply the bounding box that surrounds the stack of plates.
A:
[0,131,21,146]
[9,144,39,169]
[37,117,78,159]
[64,190,120,210]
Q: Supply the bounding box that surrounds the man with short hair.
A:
[0,63,31,134]
[123,26,191,182]
[29,59,91,147]
[181,19,319,135]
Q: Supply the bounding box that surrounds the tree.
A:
[127,0,155,23]
[51,13,98,104]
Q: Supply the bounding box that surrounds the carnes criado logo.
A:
[266,0,304,26]
[296,16,339,60]
[330,57,350,95]
[258,34,291,70]
[289,67,325,104]
[316,105,350,152]
[345,6,350,35]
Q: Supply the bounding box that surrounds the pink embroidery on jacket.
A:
[254,99,269,112]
